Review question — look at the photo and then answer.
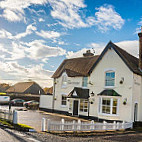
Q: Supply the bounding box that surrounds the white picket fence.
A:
[42,118,133,132]
[0,109,18,124]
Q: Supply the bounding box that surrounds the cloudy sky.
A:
[0,0,141,87]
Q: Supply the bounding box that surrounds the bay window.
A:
[100,98,118,115]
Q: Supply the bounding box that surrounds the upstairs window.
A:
[105,71,115,86]
[62,74,67,88]
[82,77,88,87]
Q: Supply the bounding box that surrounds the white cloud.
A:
[39,18,45,22]
[94,5,125,32]
[0,61,53,87]
[115,40,139,57]
[0,24,36,40]
[14,24,37,39]
[23,40,66,59]
[48,0,88,29]
[36,30,61,39]
[0,29,13,39]
[67,40,139,59]
[0,0,48,22]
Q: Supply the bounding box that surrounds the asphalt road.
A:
[0,127,40,142]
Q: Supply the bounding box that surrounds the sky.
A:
[0,0,142,88]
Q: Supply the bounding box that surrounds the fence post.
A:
[122,121,125,129]
[72,120,75,131]
[42,118,46,132]
[90,120,94,130]
[116,122,120,130]
[103,121,107,130]
[77,120,81,130]
[61,119,64,131]
[13,110,18,124]
[47,119,50,132]
[113,121,116,130]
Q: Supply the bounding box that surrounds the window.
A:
[82,77,88,87]
[105,71,115,86]
[69,100,72,110]
[80,99,88,112]
[62,74,67,87]
[61,95,67,106]
[100,98,118,115]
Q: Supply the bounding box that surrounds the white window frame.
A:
[61,73,68,88]
[61,94,67,107]
[99,97,119,116]
[82,77,88,88]
[79,99,88,113]
[105,70,115,88]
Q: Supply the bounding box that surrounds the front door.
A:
[73,100,78,115]
[134,103,138,122]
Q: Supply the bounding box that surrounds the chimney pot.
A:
[83,50,94,57]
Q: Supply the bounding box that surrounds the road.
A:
[0,127,40,142]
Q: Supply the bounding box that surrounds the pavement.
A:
[0,105,88,132]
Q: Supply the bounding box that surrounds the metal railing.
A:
[41,118,133,132]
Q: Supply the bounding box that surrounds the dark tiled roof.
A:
[53,41,142,78]
[67,87,89,99]
[52,55,99,78]
[98,89,122,97]
[6,81,44,95]
[112,43,142,76]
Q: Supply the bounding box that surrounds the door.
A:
[134,103,138,122]
[73,100,78,115]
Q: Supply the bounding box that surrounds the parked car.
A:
[0,95,10,105]
[23,100,39,109]
[10,99,25,106]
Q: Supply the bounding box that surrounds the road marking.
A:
[27,137,41,142]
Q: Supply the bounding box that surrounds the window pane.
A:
[113,99,117,106]
[82,77,88,87]
[112,107,117,114]
[61,95,67,105]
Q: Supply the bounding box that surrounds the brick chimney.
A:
[138,27,142,70]
[83,50,94,57]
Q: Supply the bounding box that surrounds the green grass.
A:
[0,118,33,131]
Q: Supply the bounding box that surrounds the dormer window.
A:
[62,73,67,88]
[105,71,115,87]
[82,77,88,87]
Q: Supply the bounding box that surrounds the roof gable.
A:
[89,41,142,76]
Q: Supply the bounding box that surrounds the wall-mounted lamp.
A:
[89,81,93,85]
[89,98,95,104]
[123,98,127,105]
[91,91,95,96]
[120,77,124,84]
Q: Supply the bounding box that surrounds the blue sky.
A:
[0,0,142,87]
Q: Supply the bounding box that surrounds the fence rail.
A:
[42,118,133,132]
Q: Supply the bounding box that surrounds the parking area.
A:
[0,105,86,131]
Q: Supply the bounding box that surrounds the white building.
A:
[40,31,142,122]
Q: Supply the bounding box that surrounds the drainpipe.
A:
[52,78,56,112]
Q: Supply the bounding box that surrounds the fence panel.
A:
[43,118,133,132]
